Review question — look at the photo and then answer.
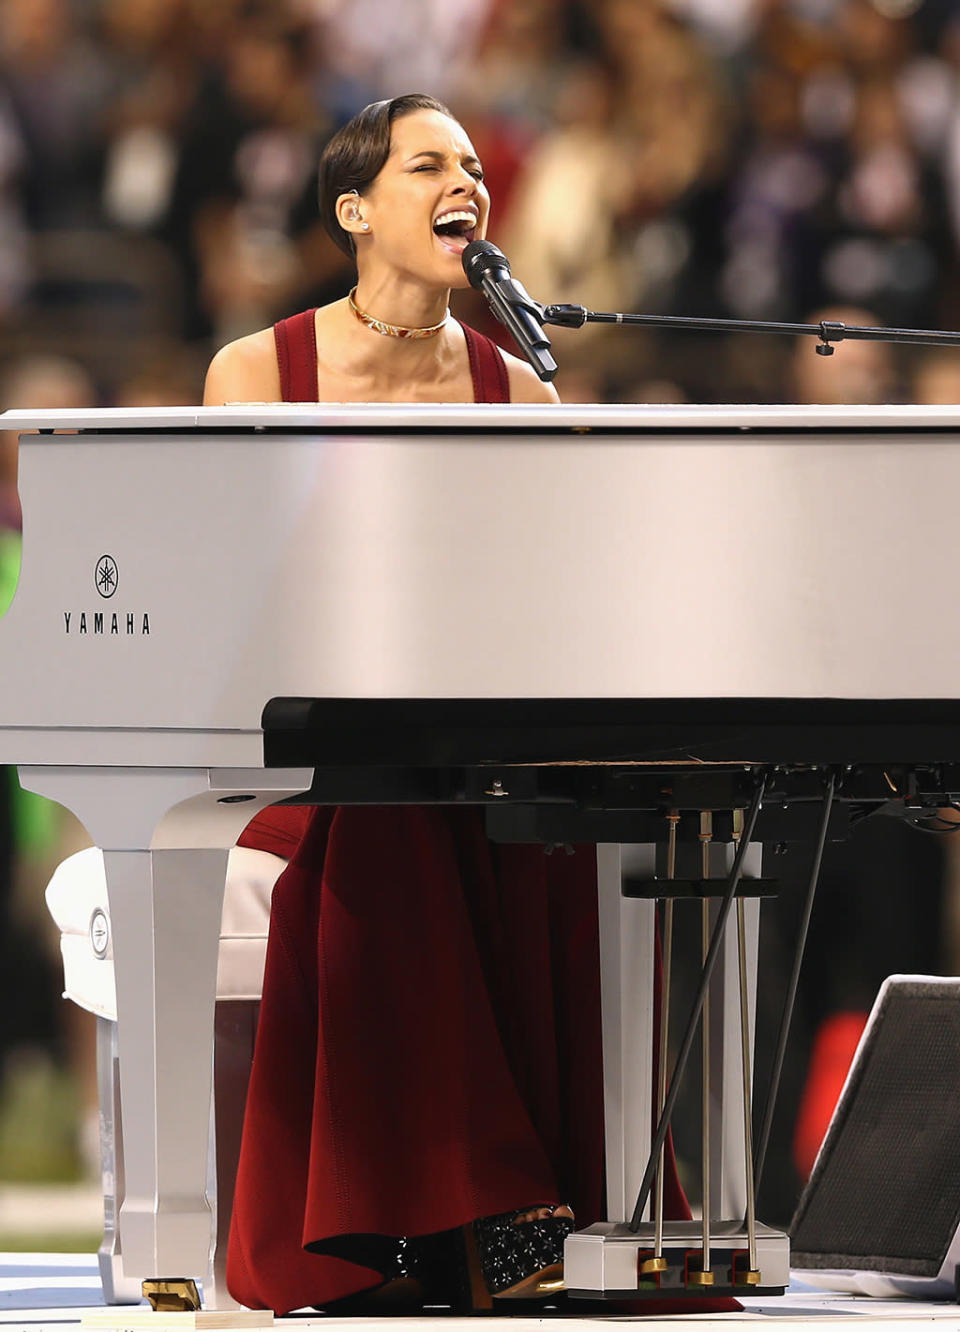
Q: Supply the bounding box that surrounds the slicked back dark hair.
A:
[318,94,455,259]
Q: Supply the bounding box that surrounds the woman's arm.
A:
[203,329,282,406]
[503,350,562,404]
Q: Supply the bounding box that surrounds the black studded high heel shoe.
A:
[462,1205,574,1309]
[309,1234,425,1313]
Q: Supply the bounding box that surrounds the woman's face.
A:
[348,108,490,287]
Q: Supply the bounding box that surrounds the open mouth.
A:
[433,211,478,253]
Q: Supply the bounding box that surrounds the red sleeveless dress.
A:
[227,313,691,1313]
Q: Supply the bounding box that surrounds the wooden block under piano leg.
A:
[80,1311,272,1331]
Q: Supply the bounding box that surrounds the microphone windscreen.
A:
[462,239,510,289]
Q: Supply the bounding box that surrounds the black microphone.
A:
[462,240,558,382]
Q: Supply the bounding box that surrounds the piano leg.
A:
[597,843,656,1224]
[102,842,227,1277]
[95,998,256,1310]
[16,765,310,1306]
[96,1015,142,1305]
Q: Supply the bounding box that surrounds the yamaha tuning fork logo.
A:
[63,556,151,637]
[95,555,118,599]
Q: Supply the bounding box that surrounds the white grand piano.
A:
[2,403,960,1310]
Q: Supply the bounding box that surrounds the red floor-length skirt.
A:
[227,804,692,1313]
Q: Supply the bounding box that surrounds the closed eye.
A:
[411,163,484,180]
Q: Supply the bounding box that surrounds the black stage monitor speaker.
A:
[791,975,960,1299]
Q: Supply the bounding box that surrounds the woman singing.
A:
[204,94,555,409]
[204,94,689,1316]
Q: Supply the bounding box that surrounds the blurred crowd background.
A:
[2,0,960,424]
[2,0,960,1244]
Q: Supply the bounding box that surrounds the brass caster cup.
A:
[736,1270,762,1286]
[142,1279,202,1312]
[640,1257,668,1275]
[687,1269,715,1287]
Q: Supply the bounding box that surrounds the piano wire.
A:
[628,774,768,1234]
[752,771,836,1195]
[649,811,679,1271]
[737,895,760,1279]
[698,813,713,1281]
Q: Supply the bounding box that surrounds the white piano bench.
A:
[44,845,285,1306]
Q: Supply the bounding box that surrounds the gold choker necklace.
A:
[348,287,448,339]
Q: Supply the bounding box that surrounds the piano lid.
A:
[7,402,960,433]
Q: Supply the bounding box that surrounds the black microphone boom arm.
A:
[541,304,960,358]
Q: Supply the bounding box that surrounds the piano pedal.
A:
[564,1221,788,1300]
[729,1249,761,1286]
[637,1251,665,1286]
[685,1251,715,1287]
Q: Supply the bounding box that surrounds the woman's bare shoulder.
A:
[501,347,561,404]
[203,327,281,406]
